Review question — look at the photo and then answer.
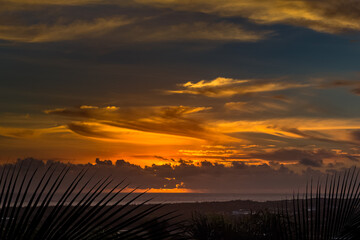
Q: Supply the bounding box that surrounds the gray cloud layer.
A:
[7,157,348,193]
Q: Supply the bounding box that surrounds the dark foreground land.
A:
[5,199,360,239]
[149,199,280,222]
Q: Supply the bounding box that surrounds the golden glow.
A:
[178,149,243,158]
[182,77,249,88]
[0,125,70,139]
[119,187,196,193]
[146,188,194,193]
[168,77,308,97]
[213,118,360,137]
[68,121,206,145]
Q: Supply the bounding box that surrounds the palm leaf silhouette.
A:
[0,161,178,240]
[278,167,360,240]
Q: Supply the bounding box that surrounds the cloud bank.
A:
[6,157,351,194]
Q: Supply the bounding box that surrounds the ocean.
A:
[114,193,294,204]
[27,192,295,206]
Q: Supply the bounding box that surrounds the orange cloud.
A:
[45,105,234,143]
[0,125,69,139]
[167,77,308,97]
[67,121,205,145]
[212,118,360,145]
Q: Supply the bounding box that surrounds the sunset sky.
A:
[1,0,360,192]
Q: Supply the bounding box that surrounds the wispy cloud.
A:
[0,126,69,139]
[127,21,269,42]
[66,121,206,145]
[135,0,360,33]
[167,77,308,97]
[0,19,269,43]
[0,17,133,42]
[3,0,360,46]
[213,117,360,145]
[45,105,233,142]
[4,0,103,5]
[248,148,334,165]
[322,79,360,95]
[225,101,289,113]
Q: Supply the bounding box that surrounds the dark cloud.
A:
[352,130,360,141]
[328,80,358,87]
[283,128,359,146]
[4,157,350,194]
[352,88,360,95]
[345,155,360,162]
[67,122,115,139]
[322,80,360,96]
[95,158,113,166]
[154,155,169,161]
[0,2,268,44]
[115,159,140,168]
[299,158,323,167]
[248,148,334,162]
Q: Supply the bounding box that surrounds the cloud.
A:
[345,155,360,162]
[167,77,308,97]
[214,118,360,142]
[299,158,323,167]
[126,21,269,42]
[9,157,359,194]
[0,20,268,43]
[283,127,360,146]
[225,101,288,113]
[352,130,360,141]
[0,4,269,44]
[95,157,113,166]
[0,17,133,43]
[66,121,207,145]
[0,126,69,139]
[183,78,249,88]
[135,0,360,33]
[3,0,360,43]
[4,157,337,193]
[4,0,101,5]
[322,80,360,96]
[352,88,360,95]
[248,148,333,164]
[45,105,233,143]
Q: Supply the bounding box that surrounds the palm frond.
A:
[0,162,179,240]
[278,167,360,240]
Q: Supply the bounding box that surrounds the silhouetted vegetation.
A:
[276,167,360,240]
[183,168,360,240]
[183,210,278,240]
[0,162,178,240]
[2,160,360,240]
